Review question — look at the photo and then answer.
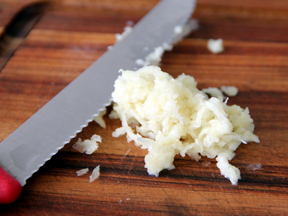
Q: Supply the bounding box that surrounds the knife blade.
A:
[0,2,51,72]
[0,0,196,203]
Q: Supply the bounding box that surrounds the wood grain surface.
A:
[0,0,288,215]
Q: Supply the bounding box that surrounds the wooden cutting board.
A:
[0,0,288,215]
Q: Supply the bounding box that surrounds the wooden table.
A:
[0,0,287,215]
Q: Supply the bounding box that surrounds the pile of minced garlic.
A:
[109,65,259,185]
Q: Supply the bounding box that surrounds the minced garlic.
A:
[76,168,89,176]
[135,19,199,67]
[73,134,102,155]
[207,38,224,54]
[111,66,259,185]
[221,86,238,97]
[94,109,107,128]
[89,165,100,182]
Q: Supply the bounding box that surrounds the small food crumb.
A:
[94,109,107,128]
[135,43,172,67]
[76,168,89,176]
[89,165,100,182]
[247,164,262,171]
[109,110,119,119]
[115,26,133,42]
[172,19,198,44]
[72,134,102,154]
[202,87,224,100]
[201,161,211,167]
[126,20,134,26]
[221,86,238,97]
[174,25,183,34]
[207,38,224,54]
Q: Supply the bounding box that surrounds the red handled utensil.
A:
[0,166,22,204]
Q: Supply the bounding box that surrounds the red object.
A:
[0,166,22,204]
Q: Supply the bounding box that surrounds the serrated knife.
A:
[0,0,196,203]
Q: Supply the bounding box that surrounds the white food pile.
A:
[110,66,259,185]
